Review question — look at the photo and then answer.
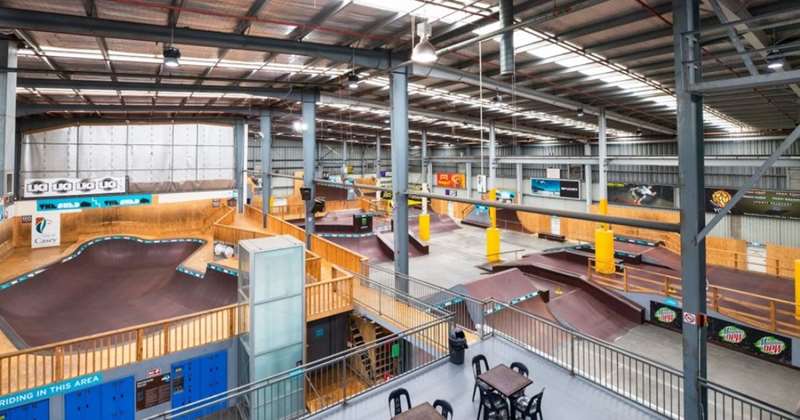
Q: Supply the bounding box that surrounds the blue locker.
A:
[65,377,133,420]
[171,350,227,420]
[0,399,49,420]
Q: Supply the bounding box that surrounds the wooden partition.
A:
[310,235,368,275]
[12,199,226,248]
[766,244,799,278]
[516,212,550,234]
[0,218,12,259]
[430,198,449,215]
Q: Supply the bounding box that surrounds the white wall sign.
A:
[31,212,61,249]
[546,168,561,179]
[23,177,126,198]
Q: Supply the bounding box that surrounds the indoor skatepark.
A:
[1,1,800,419]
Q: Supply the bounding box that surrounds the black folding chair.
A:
[388,388,412,416]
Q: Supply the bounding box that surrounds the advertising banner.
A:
[530,178,580,199]
[31,212,61,249]
[36,194,152,212]
[705,188,800,220]
[23,176,126,198]
[650,301,792,365]
[435,172,466,189]
[608,182,676,209]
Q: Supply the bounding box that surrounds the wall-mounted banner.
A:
[608,183,675,209]
[23,176,126,198]
[31,212,61,249]
[705,188,800,220]
[0,373,102,411]
[435,172,466,189]
[530,178,580,199]
[650,301,792,365]
[36,194,153,212]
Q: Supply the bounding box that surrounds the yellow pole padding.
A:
[598,198,609,230]
[269,196,275,211]
[486,227,501,263]
[595,227,615,274]
[418,213,430,242]
[489,189,497,228]
[795,259,800,320]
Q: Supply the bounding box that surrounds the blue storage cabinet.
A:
[64,376,134,420]
[171,350,227,419]
[0,399,49,420]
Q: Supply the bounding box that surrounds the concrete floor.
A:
[313,337,661,420]
[379,222,566,289]
[371,221,800,416]
[616,324,800,414]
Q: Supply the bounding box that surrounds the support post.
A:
[486,188,500,263]
[342,138,348,176]
[426,161,433,187]
[375,134,381,200]
[421,129,428,185]
[515,163,523,204]
[674,1,708,419]
[597,109,608,214]
[795,259,799,320]
[488,122,497,191]
[584,142,592,211]
[234,120,248,214]
[0,40,16,197]
[260,111,272,228]
[465,162,472,199]
[302,90,318,247]
[391,65,410,287]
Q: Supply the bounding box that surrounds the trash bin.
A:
[448,328,468,365]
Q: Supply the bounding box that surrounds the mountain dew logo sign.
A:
[755,336,786,356]
[654,307,676,323]
[718,326,746,344]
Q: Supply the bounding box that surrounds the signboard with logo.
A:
[136,373,171,411]
[530,178,580,199]
[31,213,60,249]
[705,188,800,220]
[650,301,792,365]
[23,176,126,199]
[36,194,152,212]
[608,182,675,209]
[435,172,466,189]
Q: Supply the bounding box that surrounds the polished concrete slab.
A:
[312,337,662,420]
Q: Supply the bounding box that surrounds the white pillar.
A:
[584,142,593,211]
[0,40,17,196]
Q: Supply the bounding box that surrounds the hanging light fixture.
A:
[347,72,359,89]
[163,46,181,68]
[767,49,785,70]
[163,21,180,68]
[412,21,437,64]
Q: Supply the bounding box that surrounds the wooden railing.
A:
[306,274,354,322]
[587,260,800,338]
[309,235,368,275]
[0,303,246,395]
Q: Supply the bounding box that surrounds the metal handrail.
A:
[144,315,453,420]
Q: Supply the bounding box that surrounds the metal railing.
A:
[361,262,488,338]
[702,379,797,420]
[145,316,454,420]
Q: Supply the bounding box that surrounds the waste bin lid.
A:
[451,329,466,339]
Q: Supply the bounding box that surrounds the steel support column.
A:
[584,143,592,211]
[598,109,607,207]
[421,129,428,185]
[375,135,381,178]
[234,120,248,214]
[515,163,523,204]
[260,111,272,227]
[674,1,708,419]
[465,162,473,199]
[302,90,318,247]
[489,122,497,191]
[0,40,16,196]
[390,65,410,287]
[342,138,348,176]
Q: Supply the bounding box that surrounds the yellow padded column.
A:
[486,189,501,263]
[795,259,800,320]
[595,227,615,274]
[418,213,430,241]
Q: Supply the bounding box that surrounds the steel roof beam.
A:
[0,7,398,69]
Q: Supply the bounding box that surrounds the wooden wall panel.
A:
[515,212,550,234]
[706,236,748,270]
[766,244,800,278]
[0,218,12,259]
